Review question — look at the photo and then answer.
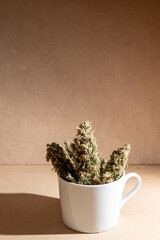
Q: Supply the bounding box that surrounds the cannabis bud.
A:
[46,121,130,185]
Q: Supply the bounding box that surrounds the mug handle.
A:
[120,173,142,209]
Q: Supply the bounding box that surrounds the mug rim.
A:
[59,170,125,188]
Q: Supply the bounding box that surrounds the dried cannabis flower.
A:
[46,121,130,185]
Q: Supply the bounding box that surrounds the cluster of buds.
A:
[46,121,130,185]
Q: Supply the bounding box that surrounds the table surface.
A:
[0,165,159,240]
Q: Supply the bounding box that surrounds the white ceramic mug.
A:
[58,171,142,233]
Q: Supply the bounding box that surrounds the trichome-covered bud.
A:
[46,122,130,185]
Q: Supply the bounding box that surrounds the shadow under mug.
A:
[58,171,142,233]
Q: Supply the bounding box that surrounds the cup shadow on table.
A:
[0,193,78,235]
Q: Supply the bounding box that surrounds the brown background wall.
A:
[0,0,160,164]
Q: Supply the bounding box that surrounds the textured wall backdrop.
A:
[0,0,160,164]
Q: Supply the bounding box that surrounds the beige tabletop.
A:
[0,165,159,240]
